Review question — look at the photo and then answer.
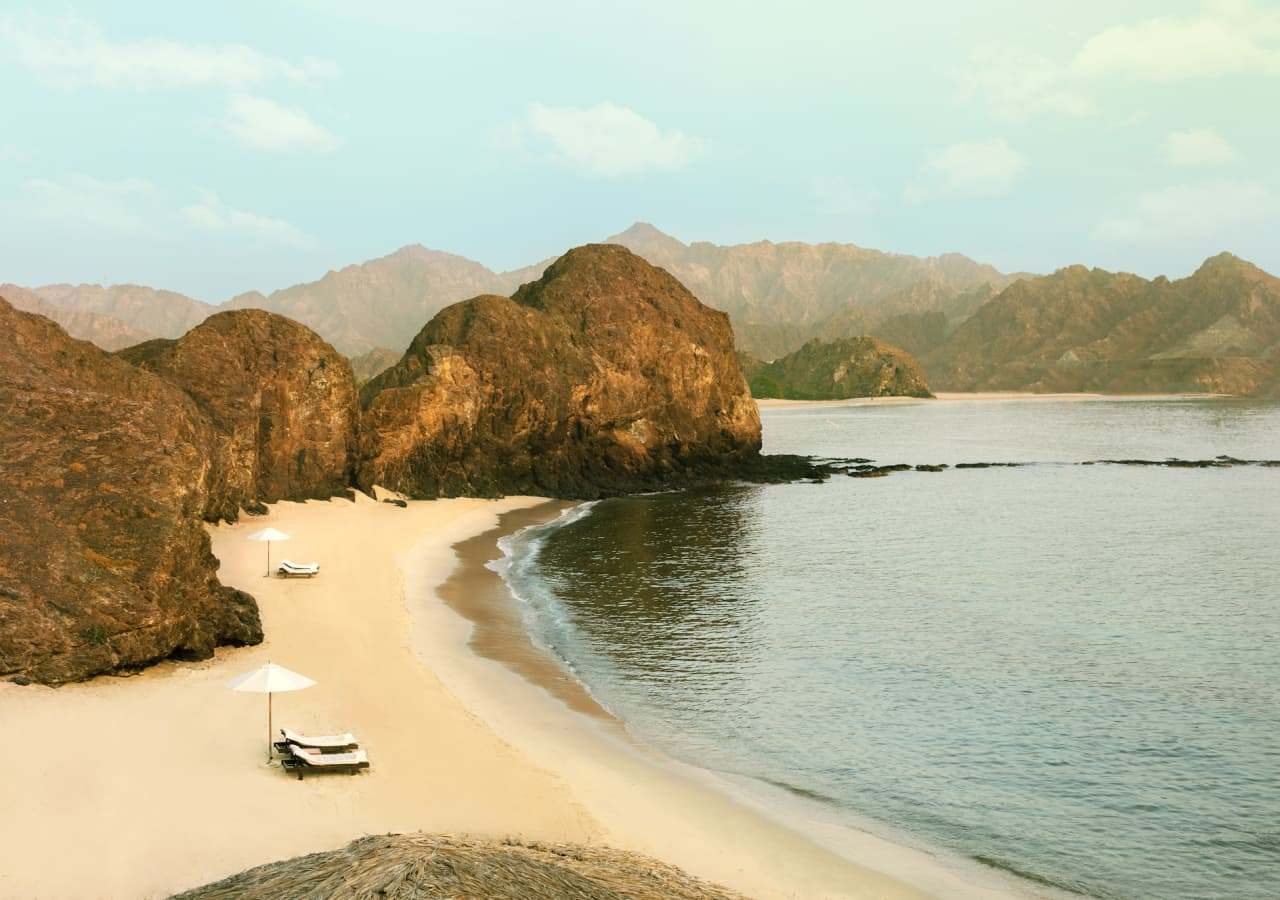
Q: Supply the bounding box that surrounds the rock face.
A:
[746,337,933,400]
[117,310,360,521]
[358,244,762,499]
[0,298,261,684]
[926,253,1280,395]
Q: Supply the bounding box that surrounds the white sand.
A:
[0,492,1026,899]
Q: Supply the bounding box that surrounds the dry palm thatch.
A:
[172,833,746,900]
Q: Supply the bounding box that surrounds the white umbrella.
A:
[246,527,290,577]
[228,661,316,762]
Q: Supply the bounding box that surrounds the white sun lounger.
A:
[276,560,319,578]
[274,727,358,754]
[281,743,370,779]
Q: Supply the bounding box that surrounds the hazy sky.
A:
[2,0,1277,300]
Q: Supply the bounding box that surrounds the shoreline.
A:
[756,390,1231,409]
[414,502,1048,900]
[0,490,1035,899]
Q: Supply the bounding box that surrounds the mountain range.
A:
[3,224,1278,396]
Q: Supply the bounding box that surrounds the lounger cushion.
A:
[286,743,367,765]
[280,727,356,748]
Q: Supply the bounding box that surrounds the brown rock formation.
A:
[926,253,1280,396]
[0,298,261,684]
[357,244,762,499]
[117,310,360,521]
[747,337,933,400]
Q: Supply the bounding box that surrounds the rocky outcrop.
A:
[747,337,933,400]
[0,298,261,684]
[117,310,360,521]
[926,253,1280,396]
[174,833,743,900]
[357,244,762,499]
[348,347,402,386]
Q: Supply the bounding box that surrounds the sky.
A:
[1,0,1277,301]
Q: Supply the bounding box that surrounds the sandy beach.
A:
[0,491,1023,899]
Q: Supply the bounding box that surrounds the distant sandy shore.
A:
[757,391,1228,409]
[0,492,1025,899]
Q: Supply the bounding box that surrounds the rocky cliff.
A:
[358,244,762,498]
[926,253,1280,395]
[746,337,933,400]
[0,298,261,684]
[117,310,360,521]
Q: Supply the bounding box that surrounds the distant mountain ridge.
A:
[605,223,1020,358]
[5,225,1278,396]
[1,223,1017,358]
[924,252,1280,396]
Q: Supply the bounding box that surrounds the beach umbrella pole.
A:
[268,691,273,763]
[266,541,271,577]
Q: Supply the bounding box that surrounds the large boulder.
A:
[747,337,933,400]
[0,298,261,684]
[118,310,360,521]
[357,244,762,498]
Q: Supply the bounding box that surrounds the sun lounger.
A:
[273,727,358,755]
[276,560,319,578]
[280,743,370,780]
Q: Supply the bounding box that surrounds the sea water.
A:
[498,397,1280,899]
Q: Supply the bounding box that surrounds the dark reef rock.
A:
[357,244,762,499]
[747,336,933,400]
[118,310,360,521]
[0,298,262,684]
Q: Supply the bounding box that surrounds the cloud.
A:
[1164,129,1237,166]
[965,2,1280,117]
[1093,179,1272,244]
[22,174,162,233]
[961,48,1095,119]
[1,15,336,89]
[225,96,338,152]
[910,140,1027,201]
[524,102,704,177]
[813,176,877,217]
[182,190,311,247]
[1075,4,1280,81]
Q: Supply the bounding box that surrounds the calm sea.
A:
[498,398,1280,899]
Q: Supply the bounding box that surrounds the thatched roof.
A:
[172,833,746,899]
